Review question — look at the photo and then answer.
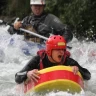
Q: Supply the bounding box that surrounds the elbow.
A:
[79,69,91,80]
[15,76,23,84]
[63,26,73,43]
[66,34,73,43]
[15,71,28,84]
[83,72,91,80]
[63,31,73,43]
[67,32,73,43]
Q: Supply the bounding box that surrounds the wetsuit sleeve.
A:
[65,58,91,80]
[8,26,23,35]
[15,55,40,84]
[44,14,73,43]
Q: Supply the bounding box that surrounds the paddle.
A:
[20,28,48,40]
[0,19,72,49]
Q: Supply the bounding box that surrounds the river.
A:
[0,26,96,96]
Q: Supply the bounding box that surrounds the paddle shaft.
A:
[20,28,48,40]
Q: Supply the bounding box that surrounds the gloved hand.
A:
[14,21,22,30]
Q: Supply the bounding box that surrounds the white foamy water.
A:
[0,26,96,96]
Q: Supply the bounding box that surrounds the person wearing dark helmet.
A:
[8,0,73,43]
[15,35,91,84]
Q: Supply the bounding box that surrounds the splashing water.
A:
[0,26,96,96]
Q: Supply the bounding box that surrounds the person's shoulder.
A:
[47,13,56,18]
[67,57,77,62]
[32,55,40,60]
[45,13,59,22]
[27,55,40,65]
[66,57,79,65]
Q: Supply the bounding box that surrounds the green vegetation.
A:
[0,0,96,41]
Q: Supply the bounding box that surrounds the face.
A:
[31,5,44,16]
[49,49,65,63]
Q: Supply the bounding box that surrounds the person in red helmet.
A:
[15,35,91,84]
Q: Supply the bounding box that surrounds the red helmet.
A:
[46,35,66,56]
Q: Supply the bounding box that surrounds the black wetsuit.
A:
[8,12,73,43]
[15,54,91,84]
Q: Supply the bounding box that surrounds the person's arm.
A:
[8,21,23,35]
[8,26,21,35]
[43,14,73,43]
[61,25,73,43]
[15,55,40,84]
[65,58,91,80]
[13,16,31,30]
[8,16,30,34]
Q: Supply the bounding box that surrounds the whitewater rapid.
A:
[0,26,96,96]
